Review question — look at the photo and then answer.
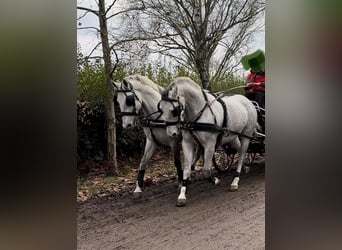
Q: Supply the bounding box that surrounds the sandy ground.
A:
[77,165,265,250]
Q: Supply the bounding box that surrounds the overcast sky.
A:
[77,2,265,75]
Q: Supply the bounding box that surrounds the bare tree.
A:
[77,1,122,174]
[77,0,148,174]
[126,0,265,89]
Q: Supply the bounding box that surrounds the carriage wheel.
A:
[213,146,237,172]
[245,152,257,165]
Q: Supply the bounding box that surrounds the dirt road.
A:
[77,166,265,250]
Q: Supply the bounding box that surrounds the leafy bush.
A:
[77,100,146,164]
[77,62,106,105]
[77,100,106,164]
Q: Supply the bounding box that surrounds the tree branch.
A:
[77,6,99,16]
[86,42,102,58]
[77,26,101,32]
[110,48,120,78]
[106,5,145,20]
[77,10,90,20]
[105,0,118,15]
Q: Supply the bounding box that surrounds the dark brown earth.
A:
[77,164,265,250]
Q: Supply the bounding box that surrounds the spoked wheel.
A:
[245,152,257,165]
[213,146,238,172]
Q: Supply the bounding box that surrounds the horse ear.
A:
[111,81,120,89]
[123,79,128,88]
[123,79,133,89]
[157,86,164,94]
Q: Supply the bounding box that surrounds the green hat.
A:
[241,49,265,71]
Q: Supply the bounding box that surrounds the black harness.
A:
[160,90,255,146]
[114,81,166,147]
[116,88,141,117]
[184,91,228,147]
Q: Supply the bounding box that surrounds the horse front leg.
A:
[230,137,250,191]
[134,138,156,193]
[177,132,194,207]
[191,142,203,171]
[171,140,183,187]
[203,142,220,185]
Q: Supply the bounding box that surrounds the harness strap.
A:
[203,91,217,126]
[149,127,163,147]
[141,119,166,128]
[192,90,212,123]
[216,97,228,147]
[183,122,223,132]
[140,119,165,147]
[120,112,137,116]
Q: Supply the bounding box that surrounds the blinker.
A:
[171,106,180,117]
[125,95,135,106]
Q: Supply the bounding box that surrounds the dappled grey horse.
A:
[113,75,200,193]
[159,77,258,206]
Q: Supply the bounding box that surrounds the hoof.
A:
[214,177,220,185]
[134,181,143,193]
[244,166,250,174]
[230,184,238,191]
[133,191,142,196]
[176,199,186,207]
[133,185,143,196]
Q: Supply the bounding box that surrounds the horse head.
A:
[159,85,185,138]
[113,78,142,129]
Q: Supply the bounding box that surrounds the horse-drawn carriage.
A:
[212,92,265,173]
[113,47,265,207]
[113,73,265,206]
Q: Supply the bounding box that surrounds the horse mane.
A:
[124,74,164,93]
[165,77,201,99]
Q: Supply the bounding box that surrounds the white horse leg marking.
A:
[134,138,156,193]
[231,137,250,191]
[177,132,194,206]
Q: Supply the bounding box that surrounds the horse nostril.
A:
[127,124,132,129]
[172,132,177,137]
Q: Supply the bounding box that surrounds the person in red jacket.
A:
[245,69,265,133]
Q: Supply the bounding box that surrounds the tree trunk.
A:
[198,65,210,90]
[98,0,119,174]
[196,57,211,90]
[193,1,210,90]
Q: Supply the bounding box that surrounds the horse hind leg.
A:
[231,137,249,173]
[134,139,156,193]
[230,137,250,191]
